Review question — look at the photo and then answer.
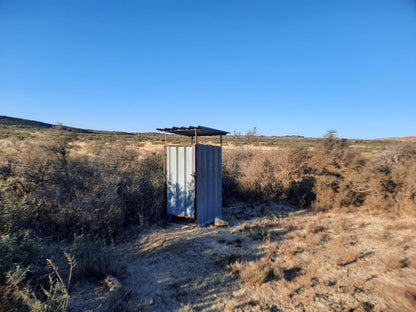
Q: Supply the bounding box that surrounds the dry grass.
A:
[70,204,415,311]
[377,136,416,143]
[175,303,195,312]
[224,211,416,311]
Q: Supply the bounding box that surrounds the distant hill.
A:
[0,115,135,135]
[2,115,414,141]
[376,136,416,143]
[0,115,56,128]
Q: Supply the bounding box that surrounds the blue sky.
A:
[1,0,415,138]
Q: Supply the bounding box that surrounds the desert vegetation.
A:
[0,126,164,311]
[223,129,416,216]
[0,121,415,311]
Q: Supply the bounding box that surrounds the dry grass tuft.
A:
[232,260,277,287]
[175,303,195,312]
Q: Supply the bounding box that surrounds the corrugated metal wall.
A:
[196,144,222,226]
[167,146,195,218]
[166,144,222,225]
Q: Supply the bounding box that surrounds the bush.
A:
[0,179,36,235]
[0,256,75,312]
[0,234,73,312]
[222,134,416,216]
[2,127,416,243]
[70,234,116,280]
[0,265,32,312]
[0,234,38,285]
[287,176,316,207]
[2,130,165,239]
[222,147,312,204]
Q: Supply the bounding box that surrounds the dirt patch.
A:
[69,204,416,311]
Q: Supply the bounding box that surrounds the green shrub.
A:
[0,235,73,312]
[0,234,38,285]
[0,179,36,235]
[38,254,75,312]
[0,255,75,312]
[0,265,32,312]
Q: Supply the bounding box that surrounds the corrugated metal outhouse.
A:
[157,126,229,226]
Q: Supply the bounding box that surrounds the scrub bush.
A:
[70,234,115,280]
[2,130,165,239]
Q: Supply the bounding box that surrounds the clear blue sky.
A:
[1,0,415,138]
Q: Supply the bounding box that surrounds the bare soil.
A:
[69,202,416,312]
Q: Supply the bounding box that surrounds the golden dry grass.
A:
[224,211,416,311]
[377,136,416,143]
[64,204,416,311]
[175,303,195,312]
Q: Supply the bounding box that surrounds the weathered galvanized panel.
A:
[196,144,222,226]
[166,144,222,225]
[167,146,195,218]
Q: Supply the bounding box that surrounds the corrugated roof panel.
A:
[157,125,229,137]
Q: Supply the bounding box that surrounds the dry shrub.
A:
[230,260,276,287]
[70,234,116,280]
[313,141,416,216]
[222,136,416,216]
[390,159,416,216]
[2,128,416,244]
[1,129,165,239]
[222,147,314,204]
[287,176,316,207]
[312,176,339,212]
[359,149,416,216]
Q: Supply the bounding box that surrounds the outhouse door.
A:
[166,146,195,218]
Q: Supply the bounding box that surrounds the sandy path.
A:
[118,223,249,311]
[113,202,294,311]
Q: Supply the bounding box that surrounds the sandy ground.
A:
[69,202,416,312]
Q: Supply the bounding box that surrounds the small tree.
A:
[245,127,258,145]
[322,129,349,167]
[323,129,338,150]
[246,127,258,137]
